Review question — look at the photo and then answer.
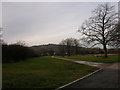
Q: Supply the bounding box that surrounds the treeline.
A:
[2,43,38,63]
[32,44,85,56]
[2,38,119,63]
[31,42,119,57]
[32,45,119,57]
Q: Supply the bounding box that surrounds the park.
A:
[1,2,120,89]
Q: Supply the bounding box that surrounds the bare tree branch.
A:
[78,3,118,57]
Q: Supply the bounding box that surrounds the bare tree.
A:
[59,38,80,56]
[59,40,66,56]
[60,38,73,56]
[73,39,80,54]
[109,21,120,48]
[15,40,27,46]
[78,3,118,57]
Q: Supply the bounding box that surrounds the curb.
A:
[55,68,103,90]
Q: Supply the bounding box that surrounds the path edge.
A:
[55,68,103,90]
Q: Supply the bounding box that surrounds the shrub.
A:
[2,44,37,63]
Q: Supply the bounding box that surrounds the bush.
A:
[2,44,37,63]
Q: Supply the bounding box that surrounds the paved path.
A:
[53,57,120,88]
[57,63,120,89]
[53,57,111,68]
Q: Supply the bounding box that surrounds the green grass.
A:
[64,55,120,63]
[3,56,98,88]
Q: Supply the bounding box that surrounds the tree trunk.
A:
[67,46,71,56]
[103,44,108,58]
[75,45,79,55]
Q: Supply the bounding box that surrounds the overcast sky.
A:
[2,2,118,46]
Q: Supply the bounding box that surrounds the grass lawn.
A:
[3,56,99,88]
[64,55,120,63]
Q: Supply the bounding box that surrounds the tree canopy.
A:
[78,3,118,57]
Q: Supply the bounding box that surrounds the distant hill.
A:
[30,44,86,56]
[31,44,63,51]
[31,44,119,56]
[31,44,84,50]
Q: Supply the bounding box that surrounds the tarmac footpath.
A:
[56,63,120,89]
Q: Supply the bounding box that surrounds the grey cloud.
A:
[2,2,118,45]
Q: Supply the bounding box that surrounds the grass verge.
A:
[3,56,98,88]
[64,55,120,63]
